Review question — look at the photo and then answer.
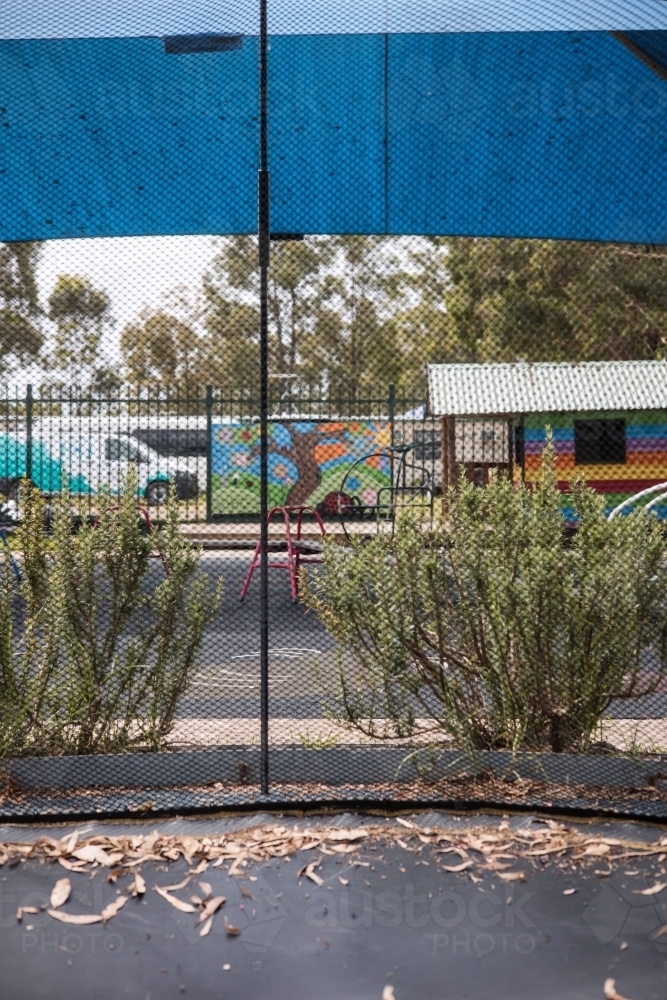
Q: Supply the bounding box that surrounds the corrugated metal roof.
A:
[427,361,667,416]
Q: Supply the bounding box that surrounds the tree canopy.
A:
[439,238,667,365]
[199,235,448,396]
[7,235,667,395]
[0,242,43,375]
[46,274,113,387]
[127,236,667,397]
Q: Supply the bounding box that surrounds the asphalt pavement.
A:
[179,553,336,721]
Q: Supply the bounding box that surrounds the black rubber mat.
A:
[0,811,665,1000]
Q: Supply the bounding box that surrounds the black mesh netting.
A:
[1,0,667,819]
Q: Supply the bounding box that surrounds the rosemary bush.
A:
[0,471,221,756]
[304,446,667,753]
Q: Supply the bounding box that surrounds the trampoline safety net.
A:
[1,0,667,820]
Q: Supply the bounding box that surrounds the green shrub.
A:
[304,444,667,754]
[0,471,221,756]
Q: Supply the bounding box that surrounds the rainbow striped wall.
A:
[521,410,667,517]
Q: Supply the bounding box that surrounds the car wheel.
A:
[145,480,169,506]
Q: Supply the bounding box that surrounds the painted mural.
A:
[210,420,392,514]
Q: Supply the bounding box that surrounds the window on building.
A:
[574,419,626,465]
[413,429,441,462]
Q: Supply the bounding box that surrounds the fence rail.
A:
[0,384,438,522]
[0,383,667,822]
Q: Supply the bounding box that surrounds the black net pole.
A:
[258,0,270,795]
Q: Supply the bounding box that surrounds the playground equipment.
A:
[608,483,667,520]
[240,505,327,603]
[335,443,434,541]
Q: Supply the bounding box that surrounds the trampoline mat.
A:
[0,810,665,1000]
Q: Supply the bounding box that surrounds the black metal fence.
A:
[0,385,666,822]
[0,385,439,522]
[3,0,667,823]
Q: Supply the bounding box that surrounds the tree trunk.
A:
[285,428,323,506]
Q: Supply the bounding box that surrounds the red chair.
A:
[239,504,327,603]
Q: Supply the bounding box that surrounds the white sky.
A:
[36,233,220,361]
[11,231,436,393]
[0,233,220,391]
[2,0,667,38]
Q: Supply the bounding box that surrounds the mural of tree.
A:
[211,419,391,513]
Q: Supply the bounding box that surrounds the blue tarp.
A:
[1,1,667,242]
